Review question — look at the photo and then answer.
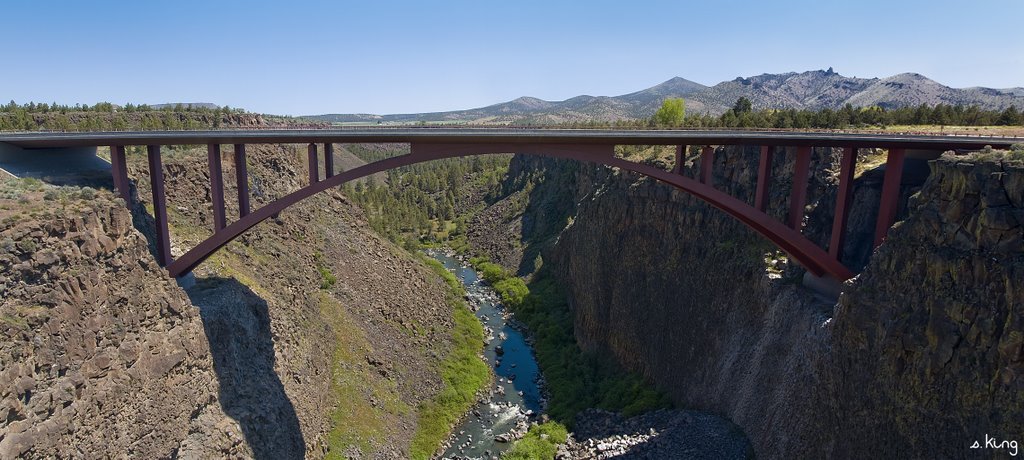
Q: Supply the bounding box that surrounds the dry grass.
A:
[879,124,1024,137]
[320,293,409,458]
[854,149,890,178]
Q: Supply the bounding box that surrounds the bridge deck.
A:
[0,128,1019,150]
[4,127,1017,281]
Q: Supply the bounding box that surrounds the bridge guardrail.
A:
[0,125,1020,141]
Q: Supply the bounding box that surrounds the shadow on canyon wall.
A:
[187,277,306,460]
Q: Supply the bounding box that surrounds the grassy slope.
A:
[319,292,411,457]
[329,144,504,456]
[409,257,491,459]
[201,236,478,459]
[119,140,489,457]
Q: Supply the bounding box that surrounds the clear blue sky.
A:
[3,0,1021,115]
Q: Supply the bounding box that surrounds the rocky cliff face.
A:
[539,146,850,457]
[827,155,1024,457]
[1,141,461,458]
[469,148,1023,457]
[0,183,244,459]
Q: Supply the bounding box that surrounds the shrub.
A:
[503,422,569,459]
[16,239,36,253]
[20,177,43,190]
[476,261,507,284]
[1008,144,1024,163]
[494,277,529,308]
[469,256,489,266]
[318,266,337,289]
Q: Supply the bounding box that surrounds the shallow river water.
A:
[429,250,544,459]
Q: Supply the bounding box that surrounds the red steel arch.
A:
[165,142,855,281]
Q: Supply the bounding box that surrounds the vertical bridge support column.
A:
[234,144,250,217]
[147,145,172,267]
[323,143,334,179]
[874,147,906,247]
[700,146,714,184]
[754,145,773,212]
[789,146,812,230]
[308,143,319,184]
[672,145,686,174]
[829,147,856,260]
[109,145,130,204]
[208,144,227,231]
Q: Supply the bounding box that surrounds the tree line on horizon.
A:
[3,97,1023,132]
[0,101,296,131]
[561,97,1024,129]
[1,100,245,115]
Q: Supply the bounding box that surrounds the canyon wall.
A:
[827,156,1024,457]
[541,146,850,457]
[471,148,1022,457]
[0,142,461,458]
[129,144,459,458]
[0,187,244,458]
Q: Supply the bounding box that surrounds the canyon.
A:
[466,146,1024,457]
[1,116,1021,458]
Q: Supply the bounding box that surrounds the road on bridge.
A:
[0,128,1019,150]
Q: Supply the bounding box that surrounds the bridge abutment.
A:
[802,272,844,300]
[0,142,107,183]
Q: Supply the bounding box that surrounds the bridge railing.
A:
[1,125,1021,140]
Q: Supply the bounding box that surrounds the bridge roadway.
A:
[0,127,1019,150]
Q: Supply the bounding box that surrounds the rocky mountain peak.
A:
[306,70,1024,123]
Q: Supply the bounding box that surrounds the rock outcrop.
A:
[0,184,244,459]
[1,139,464,458]
[560,409,751,459]
[827,155,1024,457]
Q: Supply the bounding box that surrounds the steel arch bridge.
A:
[1,128,1018,281]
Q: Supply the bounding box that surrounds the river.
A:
[428,249,544,459]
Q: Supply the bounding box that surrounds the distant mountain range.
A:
[307,69,1024,124]
[150,102,220,110]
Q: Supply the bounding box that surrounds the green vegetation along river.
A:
[430,249,545,459]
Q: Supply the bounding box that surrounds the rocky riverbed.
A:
[559,409,751,459]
